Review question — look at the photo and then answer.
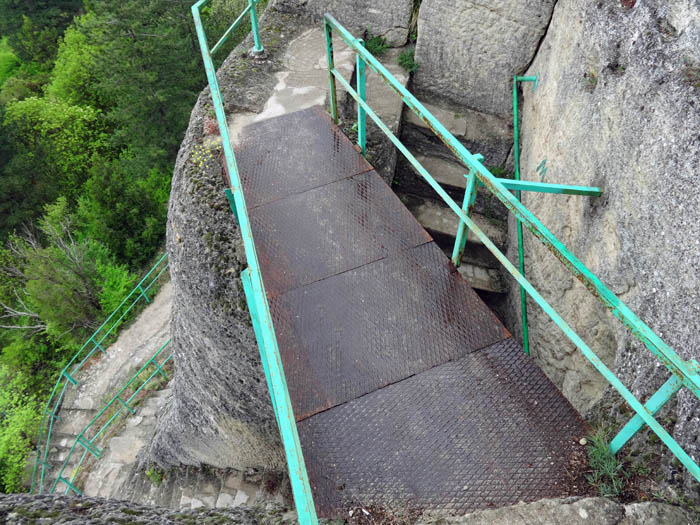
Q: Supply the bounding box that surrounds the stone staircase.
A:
[79,386,290,512]
[36,282,173,494]
[392,95,514,297]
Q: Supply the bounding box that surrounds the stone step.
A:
[397,193,507,293]
[456,262,506,294]
[400,193,507,248]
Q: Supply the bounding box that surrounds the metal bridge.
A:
[188,3,700,524]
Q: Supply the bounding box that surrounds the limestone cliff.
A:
[508,0,700,492]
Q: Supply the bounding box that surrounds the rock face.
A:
[148,9,318,471]
[0,494,292,524]
[273,0,414,46]
[417,497,693,525]
[507,0,700,491]
[0,494,691,525]
[413,0,556,117]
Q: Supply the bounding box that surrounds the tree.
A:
[0,198,135,341]
[0,0,83,64]
[4,96,109,202]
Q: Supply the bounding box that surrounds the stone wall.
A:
[507,0,700,492]
[413,0,556,117]
[272,0,414,46]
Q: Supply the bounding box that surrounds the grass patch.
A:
[145,466,164,486]
[364,32,388,57]
[398,48,418,74]
[585,427,628,497]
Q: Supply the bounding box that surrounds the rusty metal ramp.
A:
[235,106,589,517]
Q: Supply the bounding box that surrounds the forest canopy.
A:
[0,0,259,492]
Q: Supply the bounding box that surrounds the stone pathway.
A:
[82,388,289,511]
[44,281,172,494]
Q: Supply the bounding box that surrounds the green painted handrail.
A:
[190,3,317,524]
[323,13,700,484]
[50,340,172,495]
[30,253,169,493]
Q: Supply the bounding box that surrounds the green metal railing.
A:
[323,11,699,489]
[191,2,318,524]
[50,340,172,495]
[191,4,698,521]
[30,253,169,493]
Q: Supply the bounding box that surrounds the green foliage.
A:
[365,32,388,57]
[0,0,83,63]
[145,466,163,486]
[585,427,628,497]
[0,0,234,491]
[0,38,21,87]
[398,48,418,74]
[46,17,109,109]
[5,96,109,199]
[78,157,170,265]
[0,365,42,492]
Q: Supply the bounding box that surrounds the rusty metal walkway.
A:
[234,106,588,517]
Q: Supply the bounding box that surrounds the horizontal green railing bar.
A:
[324,13,700,483]
[31,253,169,493]
[191,2,314,523]
[485,178,602,196]
[210,3,253,56]
[51,340,172,494]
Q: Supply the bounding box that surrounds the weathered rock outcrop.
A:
[149,9,318,471]
[0,494,292,524]
[1,494,692,524]
[507,0,700,491]
[413,0,556,118]
[417,496,693,525]
[272,0,414,46]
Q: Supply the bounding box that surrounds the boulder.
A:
[507,0,700,491]
[413,0,556,117]
[273,0,414,46]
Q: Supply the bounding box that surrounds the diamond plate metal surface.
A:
[233,107,588,518]
[236,105,373,210]
[298,338,590,517]
[250,170,432,298]
[270,242,510,420]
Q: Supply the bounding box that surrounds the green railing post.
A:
[62,371,78,386]
[248,0,264,54]
[116,396,136,414]
[512,74,538,356]
[323,19,338,124]
[357,39,367,155]
[56,476,82,495]
[137,284,150,303]
[451,154,483,267]
[225,188,239,225]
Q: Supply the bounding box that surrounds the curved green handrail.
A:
[30,253,169,493]
[50,340,172,495]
